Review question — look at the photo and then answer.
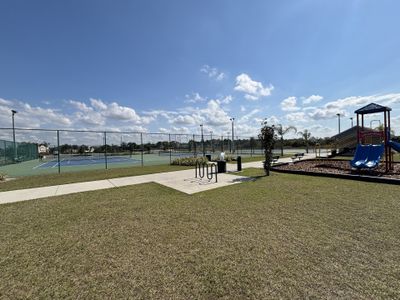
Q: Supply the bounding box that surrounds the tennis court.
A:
[35,155,141,169]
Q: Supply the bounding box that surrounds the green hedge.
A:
[171,157,208,166]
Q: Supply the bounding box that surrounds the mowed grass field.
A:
[1,169,400,298]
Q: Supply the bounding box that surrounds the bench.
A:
[291,153,304,161]
[261,156,280,166]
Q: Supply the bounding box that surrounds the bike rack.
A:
[195,162,218,183]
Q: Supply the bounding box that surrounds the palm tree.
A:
[276,124,297,156]
[298,129,311,153]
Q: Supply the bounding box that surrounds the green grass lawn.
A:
[1,170,400,298]
[0,164,191,192]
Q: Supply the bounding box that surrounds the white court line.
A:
[51,158,67,168]
[33,161,49,169]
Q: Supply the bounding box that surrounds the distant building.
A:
[331,126,376,154]
[38,144,49,154]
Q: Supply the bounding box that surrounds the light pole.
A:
[336,113,341,134]
[11,110,17,162]
[350,117,353,128]
[230,117,235,154]
[200,124,205,156]
[227,131,231,153]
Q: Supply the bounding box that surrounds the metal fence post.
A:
[140,132,144,167]
[104,131,108,169]
[192,134,195,156]
[169,133,171,164]
[57,130,61,174]
[3,140,6,165]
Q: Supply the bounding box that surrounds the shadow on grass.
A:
[229,168,268,181]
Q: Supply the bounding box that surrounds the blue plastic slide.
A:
[350,144,384,169]
[350,144,370,168]
[389,140,400,152]
[364,144,384,168]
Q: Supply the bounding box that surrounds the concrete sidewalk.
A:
[0,153,315,205]
[0,169,249,205]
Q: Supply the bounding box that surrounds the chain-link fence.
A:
[1,139,38,166]
[0,127,305,177]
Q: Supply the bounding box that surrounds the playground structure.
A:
[195,161,218,183]
[351,103,400,172]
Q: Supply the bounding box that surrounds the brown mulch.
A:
[273,159,400,179]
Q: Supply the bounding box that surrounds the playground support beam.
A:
[384,110,388,172]
[389,110,393,170]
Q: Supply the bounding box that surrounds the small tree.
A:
[259,120,276,176]
[275,124,297,156]
[298,129,311,153]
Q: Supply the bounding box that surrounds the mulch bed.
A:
[273,159,400,180]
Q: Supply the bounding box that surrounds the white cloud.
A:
[184,93,207,104]
[106,102,141,122]
[286,112,307,122]
[281,96,300,111]
[266,115,279,125]
[90,98,108,110]
[142,110,177,121]
[303,95,323,105]
[234,123,261,137]
[69,100,93,113]
[216,73,225,81]
[240,105,246,112]
[234,73,274,101]
[171,126,190,134]
[170,115,198,125]
[244,94,259,101]
[0,98,13,106]
[307,107,346,120]
[200,65,225,81]
[75,111,105,126]
[239,109,261,123]
[215,95,233,105]
[158,127,168,133]
[305,93,400,121]
[202,100,231,126]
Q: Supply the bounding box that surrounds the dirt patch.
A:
[273,159,400,179]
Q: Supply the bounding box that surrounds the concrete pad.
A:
[0,186,59,204]
[156,171,250,194]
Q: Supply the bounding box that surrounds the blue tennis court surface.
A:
[35,156,141,169]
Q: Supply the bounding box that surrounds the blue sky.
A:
[1,0,400,139]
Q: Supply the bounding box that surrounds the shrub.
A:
[0,173,5,181]
[224,155,235,162]
[171,156,208,166]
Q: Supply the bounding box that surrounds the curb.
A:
[271,160,400,186]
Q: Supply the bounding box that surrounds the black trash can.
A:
[206,154,212,161]
[237,156,242,171]
[217,160,226,173]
